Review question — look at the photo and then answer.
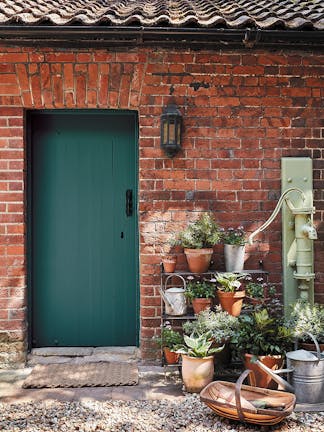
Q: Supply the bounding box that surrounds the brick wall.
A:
[0,46,323,364]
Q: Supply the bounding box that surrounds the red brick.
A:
[0,47,324,363]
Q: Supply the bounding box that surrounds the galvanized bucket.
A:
[286,333,324,404]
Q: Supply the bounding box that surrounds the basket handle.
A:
[235,369,256,422]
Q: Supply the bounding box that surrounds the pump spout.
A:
[302,223,318,240]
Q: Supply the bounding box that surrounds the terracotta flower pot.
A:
[184,248,213,273]
[300,342,324,352]
[162,256,177,273]
[181,354,214,393]
[217,290,245,317]
[192,298,213,314]
[244,353,284,390]
[163,347,180,364]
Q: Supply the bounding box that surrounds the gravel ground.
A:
[0,395,324,432]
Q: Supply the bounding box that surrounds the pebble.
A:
[0,395,323,432]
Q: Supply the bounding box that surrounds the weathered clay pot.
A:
[162,255,177,273]
[244,353,284,390]
[192,298,213,314]
[300,342,324,352]
[184,248,213,273]
[163,347,180,364]
[217,290,245,317]
[181,354,214,393]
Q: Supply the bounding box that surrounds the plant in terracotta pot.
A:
[234,302,293,389]
[182,306,239,367]
[174,213,221,273]
[285,300,324,351]
[161,254,177,273]
[220,226,246,272]
[245,276,277,306]
[185,277,216,314]
[214,272,246,317]
[175,333,224,393]
[155,322,184,365]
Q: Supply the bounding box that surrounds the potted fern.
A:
[175,213,221,273]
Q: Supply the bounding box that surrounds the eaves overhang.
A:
[0,26,324,50]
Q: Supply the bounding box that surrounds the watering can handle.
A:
[299,332,322,361]
[164,274,187,290]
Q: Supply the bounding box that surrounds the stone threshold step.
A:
[30,346,138,357]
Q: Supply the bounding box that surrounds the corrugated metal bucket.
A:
[286,334,324,404]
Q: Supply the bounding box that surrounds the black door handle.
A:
[126,189,133,217]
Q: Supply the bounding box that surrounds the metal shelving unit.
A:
[160,263,269,367]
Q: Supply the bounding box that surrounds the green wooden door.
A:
[29,111,138,347]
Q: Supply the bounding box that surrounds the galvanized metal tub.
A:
[286,336,324,404]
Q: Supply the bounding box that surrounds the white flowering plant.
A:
[154,322,184,349]
[220,226,246,246]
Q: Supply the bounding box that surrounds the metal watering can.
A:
[254,333,324,405]
[159,274,187,316]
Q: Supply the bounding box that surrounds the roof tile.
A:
[0,0,323,30]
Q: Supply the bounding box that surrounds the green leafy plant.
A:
[245,276,276,299]
[175,333,224,358]
[185,279,216,301]
[215,272,245,292]
[155,322,183,349]
[220,226,246,246]
[174,213,221,249]
[235,308,293,356]
[182,306,239,344]
[285,300,324,343]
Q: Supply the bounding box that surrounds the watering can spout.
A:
[158,287,173,311]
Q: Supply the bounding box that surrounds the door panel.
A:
[29,111,138,347]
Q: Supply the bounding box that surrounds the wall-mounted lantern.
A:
[160,104,182,158]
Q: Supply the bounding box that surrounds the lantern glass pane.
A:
[163,121,168,145]
[169,119,176,144]
[177,124,181,143]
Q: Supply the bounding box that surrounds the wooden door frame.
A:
[26,109,139,349]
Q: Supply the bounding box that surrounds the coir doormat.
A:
[22,361,139,388]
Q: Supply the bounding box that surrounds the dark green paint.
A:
[29,111,138,347]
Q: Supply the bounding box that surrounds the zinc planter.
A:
[184,248,213,273]
[224,244,245,272]
[181,354,214,393]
